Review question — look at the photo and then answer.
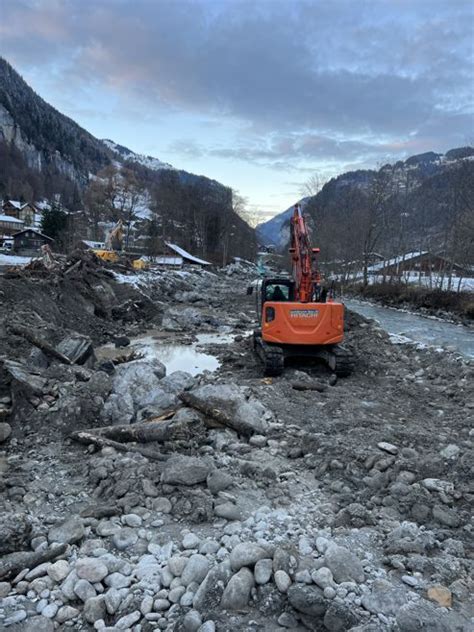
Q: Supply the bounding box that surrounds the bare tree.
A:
[300,173,325,198]
[115,168,140,249]
[359,170,394,287]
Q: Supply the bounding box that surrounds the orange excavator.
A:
[249,204,354,376]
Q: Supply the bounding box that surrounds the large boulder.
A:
[161,456,211,486]
[230,543,269,571]
[193,560,233,611]
[361,580,408,616]
[396,599,460,631]
[102,359,167,423]
[324,544,365,584]
[220,568,255,610]
[56,333,94,365]
[160,371,195,394]
[324,602,360,632]
[287,584,327,617]
[0,513,32,554]
[162,307,203,331]
[48,516,85,545]
[101,393,135,425]
[188,383,272,436]
[2,359,47,397]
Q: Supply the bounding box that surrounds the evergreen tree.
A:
[41,201,68,244]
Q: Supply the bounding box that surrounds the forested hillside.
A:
[258,149,474,275]
[0,58,257,262]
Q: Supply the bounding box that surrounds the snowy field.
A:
[0,254,32,267]
[340,272,474,292]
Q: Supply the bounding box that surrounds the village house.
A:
[13,229,54,256]
[367,251,468,278]
[153,255,183,268]
[2,200,42,229]
[0,214,25,237]
[165,242,211,267]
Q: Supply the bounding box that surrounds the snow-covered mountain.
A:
[256,147,474,249]
[102,139,174,172]
[256,197,309,248]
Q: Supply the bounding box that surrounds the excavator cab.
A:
[262,278,294,302]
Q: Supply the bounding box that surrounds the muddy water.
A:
[98,329,238,376]
[345,298,474,358]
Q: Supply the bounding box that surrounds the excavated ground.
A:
[0,259,472,632]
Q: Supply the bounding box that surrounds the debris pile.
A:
[0,262,472,631]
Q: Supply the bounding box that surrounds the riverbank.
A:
[343,282,474,325]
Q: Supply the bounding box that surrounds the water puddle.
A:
[195,331,236,346]
[129,335,220,376]
[98,328,239,377]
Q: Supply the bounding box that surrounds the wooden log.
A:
[179,392,250,435]
[291,381,327,392]
[71,418,178,444]
[70,431,168,461]
[64,259,82,275]
[9,325,72,365]
[0,544,67,581]
[145,408,178,423]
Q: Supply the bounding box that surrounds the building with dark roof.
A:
[13,229,54,256]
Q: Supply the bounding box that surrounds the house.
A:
[13,229,54,256]
[78,239,106,250]
[165,242,211,266]
[153,255,183,267]
[2,200,41,227]
[367,251,468,278]
[2,200,42,228]
[2,199,24,217]
[0,214,25,236]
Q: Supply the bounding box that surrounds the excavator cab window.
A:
[263,280,294,303]
[269,285,288,301]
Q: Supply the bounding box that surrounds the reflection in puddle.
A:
[195,331,236,346]
[131,336,220,376]
[98,329,241,377]
[97,328,250,377]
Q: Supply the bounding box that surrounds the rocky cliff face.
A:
[0,103,43,172]
[0,58,111,185]
[0,57,257,261]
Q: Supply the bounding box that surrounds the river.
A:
[344,298,474,359]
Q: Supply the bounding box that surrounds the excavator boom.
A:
[290,204,320,302]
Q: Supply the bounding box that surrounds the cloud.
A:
[1,0,473,203]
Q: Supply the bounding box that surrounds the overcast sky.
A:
[1,0,473,220]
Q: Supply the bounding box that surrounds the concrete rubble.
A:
[0,256,472,631]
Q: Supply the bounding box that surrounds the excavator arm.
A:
[289,204,320,302]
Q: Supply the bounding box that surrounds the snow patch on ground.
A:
[0,254,32,266]
[340,272,474,292]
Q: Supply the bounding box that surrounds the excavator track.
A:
[253,331,354,378]
[331,345,355,377]
[253,331,284,376]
